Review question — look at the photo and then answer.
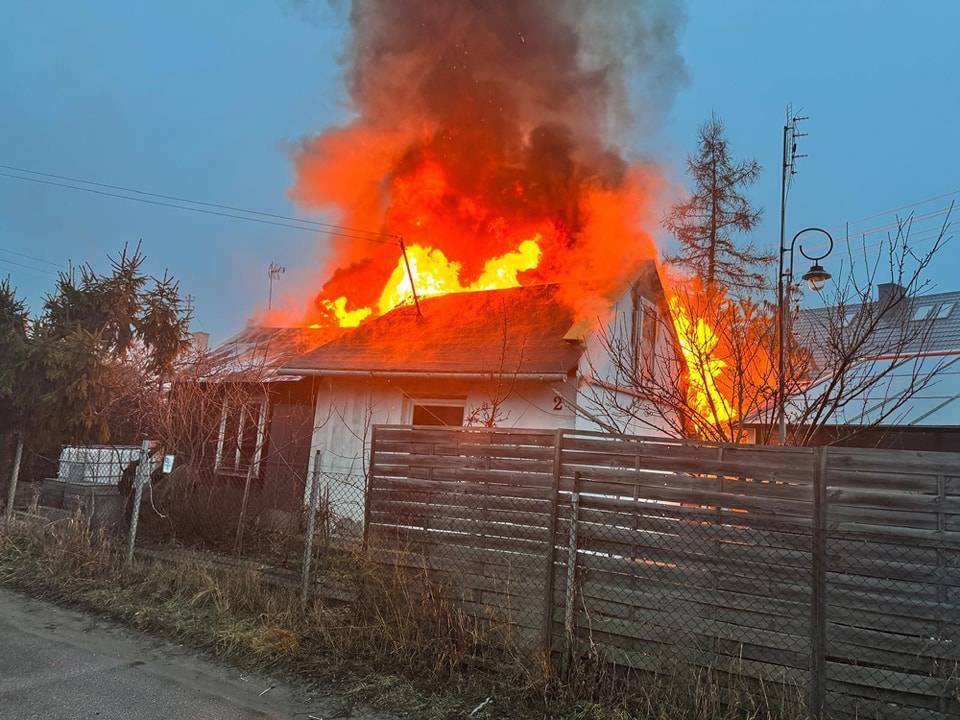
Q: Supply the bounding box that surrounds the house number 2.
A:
[553,395,564,411]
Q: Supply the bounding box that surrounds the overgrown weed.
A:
[0,518,808,720]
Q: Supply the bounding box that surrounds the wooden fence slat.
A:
[367,424,960,720]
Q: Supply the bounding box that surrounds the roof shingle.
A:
[282,284,583,377]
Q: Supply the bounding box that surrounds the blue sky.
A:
[2,1,958,340]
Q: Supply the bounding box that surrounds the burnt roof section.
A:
[283,283,584,377]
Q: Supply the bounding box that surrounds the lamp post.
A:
[777,227,833,444]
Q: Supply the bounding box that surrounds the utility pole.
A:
[267,261,285,311]
[398,238,422,317]
[776,108,808,445]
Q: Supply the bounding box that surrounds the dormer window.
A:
[911,302,955,321]
[934,302,955,319]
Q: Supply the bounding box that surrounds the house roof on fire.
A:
[281,283,584,379]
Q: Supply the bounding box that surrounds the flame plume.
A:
[273,0,684,329]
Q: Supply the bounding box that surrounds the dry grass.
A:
[0,516,809,720]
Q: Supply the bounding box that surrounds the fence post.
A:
[125,440,152,568]
[540,428,563,664]
[363,429,377,554]
[809,447,828,718]
[301,451,322,605]
[234,461,256,554]
[3,435,24,525]
[561,471,581,677]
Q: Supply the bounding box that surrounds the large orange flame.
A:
[316,237,542,327]
[669,296,735,426]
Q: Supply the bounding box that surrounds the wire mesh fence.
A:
[5,427,958,718]
[367,425,960,720]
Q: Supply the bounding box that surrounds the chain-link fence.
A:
[1,440,366,599]
[6,427,957,718]
[367,425,960,719]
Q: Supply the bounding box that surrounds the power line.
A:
[841,206,952,240]
[830,188,960,232]
[0,246,64,269]
[0,162,397,241]
[0,166,398,245]
[0,257,59,277]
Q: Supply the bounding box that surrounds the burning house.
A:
[274,260,676,513]
[192,1,689,507]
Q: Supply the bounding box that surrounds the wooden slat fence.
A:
[367,425,960,719]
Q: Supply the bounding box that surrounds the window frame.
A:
[630,288,659,382]
[215,396,268,477]
[406,397,467,427]
[934,302,955,319]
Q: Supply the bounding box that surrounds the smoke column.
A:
[289,0,686,324]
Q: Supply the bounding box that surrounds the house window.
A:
[934,302,955,319]
[216,398,267,475]
[911,304,933,321]
[631,290,659,380]
[410,398,466,426]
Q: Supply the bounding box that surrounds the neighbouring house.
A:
[775,283,960,450]
[277,260,679,515]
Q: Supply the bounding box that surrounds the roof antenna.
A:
[398,237,423,318]
[267,261,285,311]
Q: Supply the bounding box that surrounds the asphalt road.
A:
[0,588,391,720]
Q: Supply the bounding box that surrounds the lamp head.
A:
[802,263,831,292]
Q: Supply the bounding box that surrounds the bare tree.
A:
[578,207,953,446]
[465,302,527,428]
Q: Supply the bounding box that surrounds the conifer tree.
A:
[665,115,771,292]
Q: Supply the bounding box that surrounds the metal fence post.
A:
[125,440,152,568]
[362,431,376,554]
[561,471,581,677]
[3,435,24,525]
[810,446,828,718]
[301,451,322,605]
[234,461,256,554]
[540,428,563,663]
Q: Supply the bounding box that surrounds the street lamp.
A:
[777,227,834,444]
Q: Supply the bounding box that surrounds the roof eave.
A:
[278,367,571,382]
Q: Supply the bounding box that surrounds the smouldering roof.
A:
[282,284,584,378]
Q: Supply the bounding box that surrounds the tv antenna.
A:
[267,261,285,310]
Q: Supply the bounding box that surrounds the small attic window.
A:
[911,304,933,321]
[630,290,658,379]
[934,302,955,319]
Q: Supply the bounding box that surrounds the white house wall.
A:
[575,285,678,437]
[304,376,576,515]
